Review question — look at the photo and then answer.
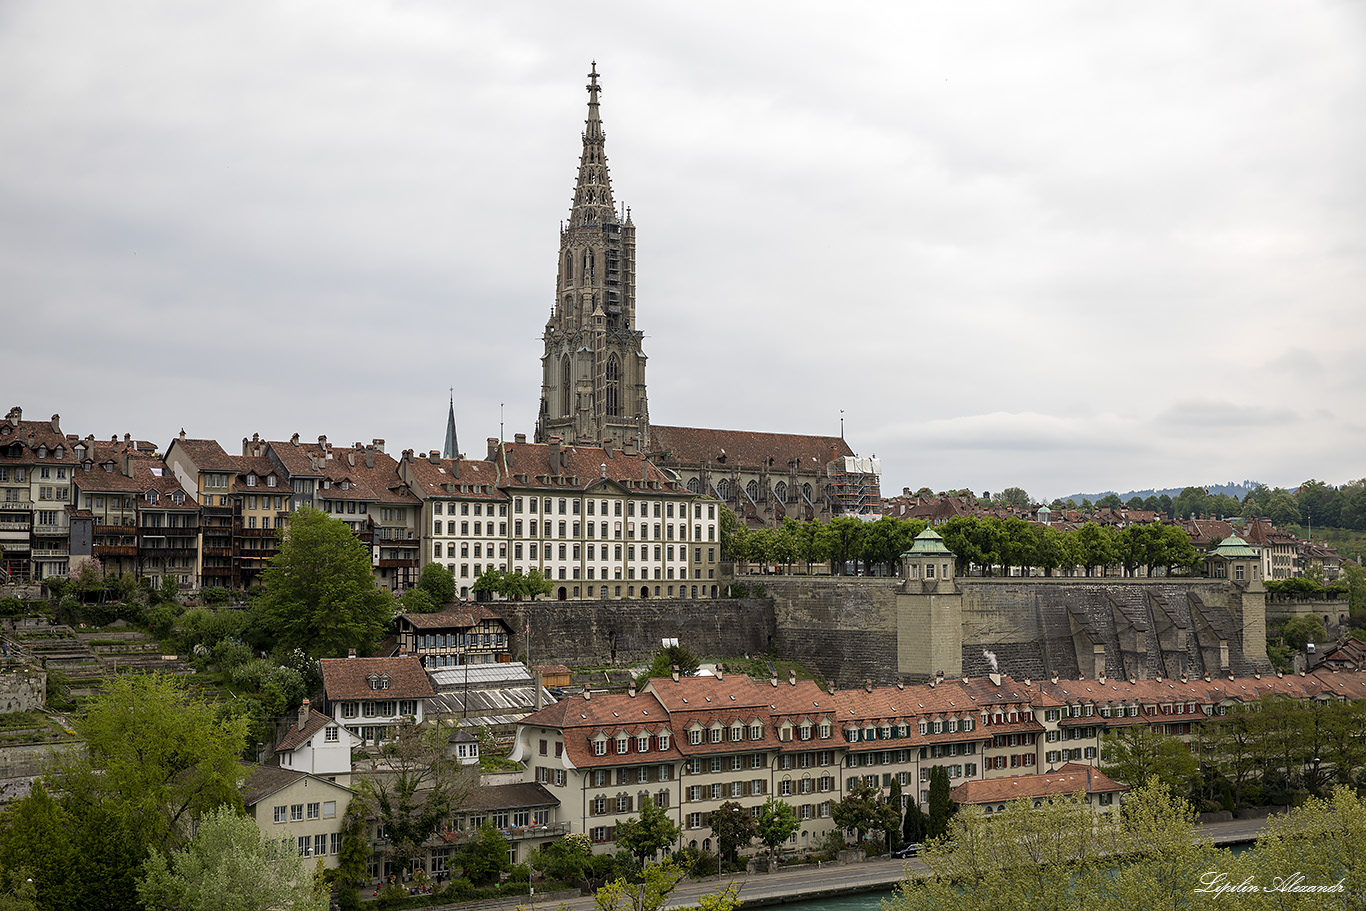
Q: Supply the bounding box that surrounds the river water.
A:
[774,890,895,911]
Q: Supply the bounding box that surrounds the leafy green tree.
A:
[636,644,701,686]
[358,720,476,876]
[998,487,1031,510]
[703,801,756,864]
[885,778,904,851]
[531,832,593,883]
[755,798,800,860]
[1096,493,1123,509]
[717,506,741,561]
[832,782,895,847]
[825,517,867,575]
[615,795,680,864]
[926,766,954,837]
[1248,785,1366,904]
[137,804,326,911]
[0,783,73,911]
[902,794,927,844]
[1100,726,1199,795]
[332,800,369,911]
[591,862,695,911]
[458,823,511,884]
[1073,522,1116,576]
[471,567,503,600]
[250,507,391,658]
[1281,615,1326,652]
[15,674,251,909]
[396,587,436,614]
[417,562,456,605]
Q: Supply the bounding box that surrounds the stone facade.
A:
[536,64,648,451]
[0,660,46,714]
[503,598,774,668]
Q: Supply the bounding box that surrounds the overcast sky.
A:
[2,1,1362,501]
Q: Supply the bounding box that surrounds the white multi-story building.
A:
[399,435,720,601]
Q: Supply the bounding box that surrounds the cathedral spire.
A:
[443,391,459,459]
[570,61,617,228]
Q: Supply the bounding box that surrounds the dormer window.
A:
[367,673,390,691]
[799,723,811,741]
[658,733,669,750]
[55,446,64,459]
[267,475,277,487]
[172,492,183,505]
[145,490,159,504]
[637,735,649,753]
[730,724,744,742]
[340,481,350,490]
[819,723,831,739]
[37,446,47,458]
[246,475,257,487]
[616,735,629,754]
[710,727,723,744]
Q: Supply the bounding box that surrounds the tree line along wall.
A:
[503,599,775,669]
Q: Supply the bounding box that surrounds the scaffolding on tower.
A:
[825,456,882,517]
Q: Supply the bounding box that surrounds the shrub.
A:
[213,638,253,671]
[201,586,230,606]
[0,597,24,617]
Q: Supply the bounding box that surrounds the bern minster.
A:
[535,65,880,528]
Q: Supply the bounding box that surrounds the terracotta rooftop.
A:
[649,425,852,468]
[320,656,436,700]
[951,762,1126,805]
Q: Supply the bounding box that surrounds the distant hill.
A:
[1058,481,1262,505]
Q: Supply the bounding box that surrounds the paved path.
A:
[384,817,1269,911]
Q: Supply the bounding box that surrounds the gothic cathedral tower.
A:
[534,64,650,449]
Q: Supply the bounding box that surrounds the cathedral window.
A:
[775,482,787,502]
[605,356,621,417]
[561,356,572,417]
[716,479,730,501]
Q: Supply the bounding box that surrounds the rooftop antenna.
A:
[840,409,844,439]
[500,403,505,444]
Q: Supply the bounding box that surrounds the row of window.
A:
[984,754,1036,770]
[507,498,715,520]
[338,700,420,718]
[593,732,672,756]
[591,791,672,815]
[414,633,502,650]
[272,800,338,822]
[1045,748,1098,763]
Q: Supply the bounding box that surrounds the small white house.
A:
[275,699,359,785]
[320,655,436,745]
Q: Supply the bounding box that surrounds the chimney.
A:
[298,698,310,731]
[291,433,300,445]
[628,682,637,697]
[178,429,186,441]
[1098,674,1107,685]
[789,669,798,686]
[1024,677,1031,686]
[365,447,375,469]
[487,437,499,460]
[514,433,526,444]
[863,678,873,693]
[346,452,355,467]
[1051,672,1059,685]
[428,450,439,465]
[671,665,680,683]
[348,649,357,659]
[372,439,385,454]
[771,670,779,688]
[583,683,592,701]
[242,437,250,456]
[51,414,61,433]
[715,667,723,681]
[6,406,19,427]
[535,671,544,712]
[121,452,134,478]
[318,435,327,449]
[989,673,1002,687]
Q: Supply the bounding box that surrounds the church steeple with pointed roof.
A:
[535,63,649,448]
[442,393,459,459]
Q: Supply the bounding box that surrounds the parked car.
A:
[891,842,920,859]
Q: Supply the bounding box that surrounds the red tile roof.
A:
[320,656,436,700]
[951,762,1126,806]
[649,425,852,469]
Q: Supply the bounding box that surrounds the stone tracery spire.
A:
[570,61,618,228]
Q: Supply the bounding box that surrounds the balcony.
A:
[506,822,570,841]
[94,524,135,534]
[377,558,418,569]
[203,547,236,558]
[32,524,65,536]
[239,527,276,538]
[32,548,70,558]
[93,545,138,558]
